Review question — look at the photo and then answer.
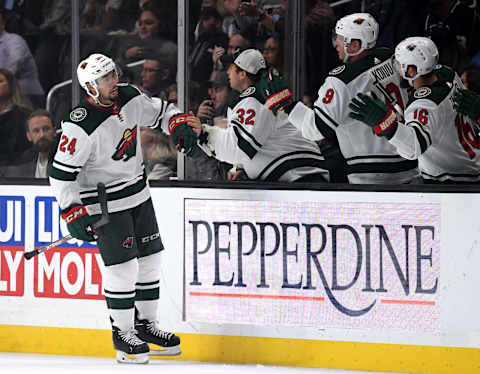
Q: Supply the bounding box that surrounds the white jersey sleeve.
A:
[389,98,436,159]
[49,121,93,209]
[296,76,349,142]
[128,88,180,134]
[205,96,274,165]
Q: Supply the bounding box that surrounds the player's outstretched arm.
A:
[453,88,480,125]
[348,93,398,139]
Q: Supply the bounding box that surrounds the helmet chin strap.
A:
[86,83,101,104]
[343,39,364,63]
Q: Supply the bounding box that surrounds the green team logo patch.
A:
[329,65,346,75]
[70,108,87,122]
[240,86,256,97]
[112,126,137,161]
[414,87,432,99]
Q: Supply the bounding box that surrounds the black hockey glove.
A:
[168,114,198,157]
[348,93,398,139]
[61,204,97,242]
[453,88,480,125]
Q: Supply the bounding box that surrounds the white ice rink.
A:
[0,353,398,374]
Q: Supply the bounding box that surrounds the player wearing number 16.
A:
[287,13,417,184]
[49,53,184,364]
[350,37,480,184]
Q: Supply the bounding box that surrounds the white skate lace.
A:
[119,329,145,346]
[147,321,174,340]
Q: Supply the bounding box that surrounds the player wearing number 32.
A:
[49,54,191,364]
[288,13,418,184]
[349,37,480,184]
[189,49,332,183]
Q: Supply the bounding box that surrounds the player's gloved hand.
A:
[453,88,480,124]
[168,114,198,157]
[264,70,295,115]
[348,93,398,139]
[61,204,97,242]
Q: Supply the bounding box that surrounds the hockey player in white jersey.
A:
[349,37,480,183]
[48,54,196,363]
[287,13,418,184]
[189,49,333,182]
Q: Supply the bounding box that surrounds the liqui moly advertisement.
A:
[0,196,25,296]
[33,196,104,300]
[185,200,440,332]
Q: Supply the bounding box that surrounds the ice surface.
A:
[0,353,397,374]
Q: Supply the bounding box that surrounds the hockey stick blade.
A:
[23,182,110,260]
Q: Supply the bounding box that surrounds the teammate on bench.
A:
[349,37,480,184]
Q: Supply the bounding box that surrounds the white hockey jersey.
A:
[202,83,332,182]
[389,65,480,182]
[294,48,419,184]
[49,84,179,214]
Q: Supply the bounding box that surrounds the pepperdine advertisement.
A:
[184,199,440,333]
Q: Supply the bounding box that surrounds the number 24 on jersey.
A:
[59,135,77,155]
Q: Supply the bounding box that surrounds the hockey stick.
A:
[23,183,110,260]
[370,66,405,121]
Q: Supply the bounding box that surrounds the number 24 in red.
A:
[59,135,77,155]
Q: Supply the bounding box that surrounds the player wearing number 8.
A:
[350,37,480,184]
[288,13,418,184]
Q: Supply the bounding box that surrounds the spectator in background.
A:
[189,6,228,88]
[424,0,479,73]
[212,32,250,71]
[364,0,426,50]
[0,9,44,108]
[197,70,231,127]
[461,66,480,93]
[304,0,337,98]
[167,83,178,105]
[0,68,32,166]
[110,4,177,71]
[33,0,72,92]
[141,55,176,100]
[140,126,177,180]
[2,109,57,178]
[185,70,232,181]
[263,35,283,76]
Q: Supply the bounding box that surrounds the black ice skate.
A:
[112,326,150,364]
[135,316,181,356]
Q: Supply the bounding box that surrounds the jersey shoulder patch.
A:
[329,65,346,75]
[240,86,256,98]
[64,100,110,135]
[329,56,374,84]
[229,84,264,110]
[413,87,432,99]
[69,107,87,122]
[408,85,450,106]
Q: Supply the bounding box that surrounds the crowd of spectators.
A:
[0,0,480,183]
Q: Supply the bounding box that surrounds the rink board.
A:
[0,182,480,374]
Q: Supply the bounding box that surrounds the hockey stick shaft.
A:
[24,183,109,260]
